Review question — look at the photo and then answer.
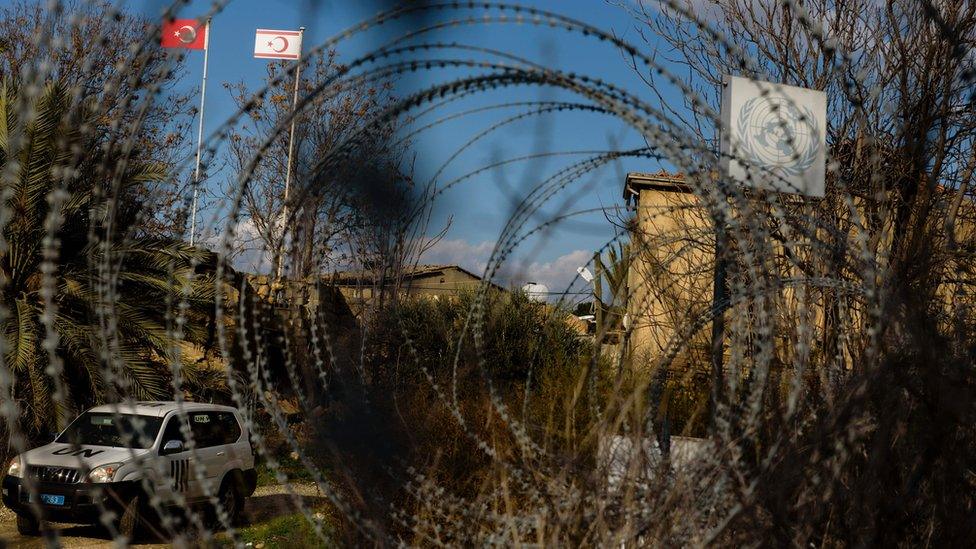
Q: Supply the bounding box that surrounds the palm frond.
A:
[5,297,39,374]
[0,80,221,435]
[0,80,10,158]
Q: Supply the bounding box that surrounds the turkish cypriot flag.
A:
[254,29,303,60]
[720,76,827,197]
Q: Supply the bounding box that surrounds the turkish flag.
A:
[161,19,207,49]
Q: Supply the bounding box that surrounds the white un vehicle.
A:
[2,402,257,538]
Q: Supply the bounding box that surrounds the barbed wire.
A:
[1,0,973,546]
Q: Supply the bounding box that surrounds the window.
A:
[57,413,163,449]
[215,413,242,445]
[188,412,221,448]
[189,412,241,447]
[160,416,187,445]
[161,411,241,449]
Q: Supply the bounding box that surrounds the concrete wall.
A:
[626,177,714,371]
[624,173,976,386]
[336,266,491,315]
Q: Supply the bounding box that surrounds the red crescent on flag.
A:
[178,25,197,44]
[270,36,289,53]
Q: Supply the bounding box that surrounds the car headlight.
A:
[6,457,22,478]
[88,463,123,483]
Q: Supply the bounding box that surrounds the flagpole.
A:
[276,26,304,280]
[189,18,211,247]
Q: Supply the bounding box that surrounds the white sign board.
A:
[721,76,827,197]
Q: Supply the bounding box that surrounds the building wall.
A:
[624,173,976,383]
[626,178,714,372]
[335,266,495,315]
[624,177,860,378]
[401,268,487,298]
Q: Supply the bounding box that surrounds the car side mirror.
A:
[161,440,184,456]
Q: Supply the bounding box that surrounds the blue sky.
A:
[63,1,683,295]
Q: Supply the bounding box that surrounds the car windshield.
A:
[56,412,163,449]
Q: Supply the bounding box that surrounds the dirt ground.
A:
[0,483,325,548]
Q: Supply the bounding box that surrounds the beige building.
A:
[622,170,860,381]
[623,171,715,371]
[332,264,505,315]
[622,169,976,380]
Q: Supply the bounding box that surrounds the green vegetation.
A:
[255,456,316,487]
[227,512,334,548]
[369,290,587,384]
[322,291,597,503]
[0,82,221,437]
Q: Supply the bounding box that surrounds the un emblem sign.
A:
[721,76,827,197]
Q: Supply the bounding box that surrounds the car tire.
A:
[16,513,40,536]
[117,494,143,541]
[215,480,243,528]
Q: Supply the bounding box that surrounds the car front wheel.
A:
[16,513,40,536]
[117,494,144,541]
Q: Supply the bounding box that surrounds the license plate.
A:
[33,494,65,506]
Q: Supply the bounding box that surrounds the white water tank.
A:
[522,282,549,302]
